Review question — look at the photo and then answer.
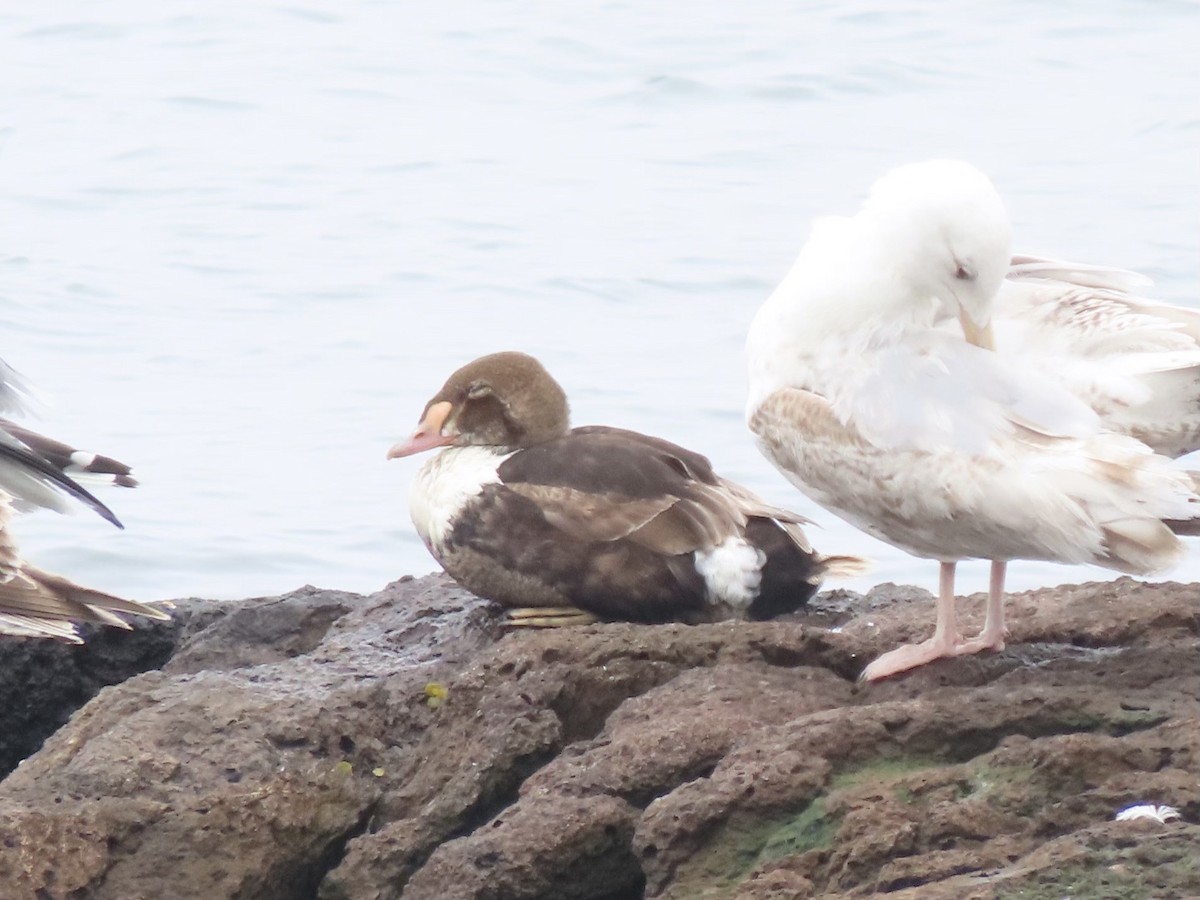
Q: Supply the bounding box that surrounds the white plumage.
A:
[409,445,512,558]
[693,535,766,614]
[746,159,1200,681]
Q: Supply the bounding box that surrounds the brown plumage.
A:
[389,351,864,625]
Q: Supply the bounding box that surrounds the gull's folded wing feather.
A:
[997,256,1200,457]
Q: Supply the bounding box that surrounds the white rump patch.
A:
[409,446,512,554]
[694,536,765,612]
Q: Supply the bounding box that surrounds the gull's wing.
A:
[996,256,1200,457]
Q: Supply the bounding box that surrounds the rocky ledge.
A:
[0,574,1197,900]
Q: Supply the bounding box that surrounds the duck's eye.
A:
[954,263,975,281]
[466,382,492,400]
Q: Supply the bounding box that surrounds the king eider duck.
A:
[388,351,864,626]
[745,159,1200,681]
[0,358,168,642]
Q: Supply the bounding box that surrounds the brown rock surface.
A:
[0,574,1197,899]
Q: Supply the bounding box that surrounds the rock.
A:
[0,574,1198,899]
[0,596,228,778]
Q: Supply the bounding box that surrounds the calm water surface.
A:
[2,1,1197,601]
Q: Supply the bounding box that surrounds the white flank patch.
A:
[69,450,97,467]
[694,536,765,612]
[408,446,512,554]
[1114,804,1181,824]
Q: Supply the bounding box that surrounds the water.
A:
[2,1,1197,602]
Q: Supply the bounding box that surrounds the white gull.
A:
[745,159,1200,680]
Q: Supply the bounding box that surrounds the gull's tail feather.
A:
[1163,471,1200,536]
[0,564,169,642]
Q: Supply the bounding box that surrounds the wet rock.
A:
[0,575,497,899]
[0,575,1197,899]
[0,596,227,778]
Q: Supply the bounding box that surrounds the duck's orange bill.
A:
[387,401,455,458]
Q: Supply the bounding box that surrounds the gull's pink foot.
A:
[863,628,1008,681]
[953,631,1006,656]
[860,635,960,681]
[861,560,1014,682]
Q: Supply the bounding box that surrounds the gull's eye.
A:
[954,262,976,281]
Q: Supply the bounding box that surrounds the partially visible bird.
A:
[745,159,1200,680]
[994,256,1200,459]
[0,359,167,641]
[389,351,865,626]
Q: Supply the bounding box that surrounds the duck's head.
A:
[387,351,570,458]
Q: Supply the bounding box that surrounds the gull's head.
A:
[863,160,1011,349]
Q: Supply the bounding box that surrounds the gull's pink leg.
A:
[954,560,1008,655]
[861,561,962,681]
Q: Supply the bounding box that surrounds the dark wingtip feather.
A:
[74,488,124,529]
[0,439,125,528]
[0,417,135,524]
